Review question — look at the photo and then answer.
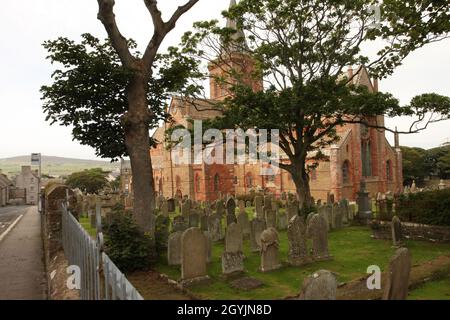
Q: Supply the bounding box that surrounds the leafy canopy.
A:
[41,34,203,160]
[66,168,109,194]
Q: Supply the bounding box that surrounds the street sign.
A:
[31,153,41,165]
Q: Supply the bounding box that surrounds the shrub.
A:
[395,189,450,226]
[103,204,156,272]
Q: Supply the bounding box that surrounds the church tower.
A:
[208,0,263,100]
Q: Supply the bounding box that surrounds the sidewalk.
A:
[0,206,47,300]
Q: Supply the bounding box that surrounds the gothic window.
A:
[245,173,253,188]
[214,174,220,192]
[195,174,201,192]
[176,176,181,189]
[386,160,393,181]
[342,160,350,184]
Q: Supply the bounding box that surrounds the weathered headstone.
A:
[277,213,287,230]
[250,218,266,252]
[204,231,212,263]
[299,270,337,300]
[260,228,281,272]
[161,199,169,216]
[334,204,343,229]
[238,200,246,214]
[181,228,209,285]
[237,211,251,238]
[167,198,175,212]
[208,214,223,242]
[254,196,264,219]
[307,214,331,261]
[265,207,277,229]
[391,215,403,247]
[167,231,183,265]
[286,203,298,221]
[222,223,245,275]
[200,215,208,231]
[382,248,411,300]
[172,216,188,233]
[181,200,191,218]
[189,211,200,228]
[287,215,309,266]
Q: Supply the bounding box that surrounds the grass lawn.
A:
[408,275,450,300]
[79,216,96,237]
[155,224,450,300]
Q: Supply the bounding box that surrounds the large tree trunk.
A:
[291,162,313,210]
[124,77,156,235]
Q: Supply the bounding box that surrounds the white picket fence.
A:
[61,201,144,300]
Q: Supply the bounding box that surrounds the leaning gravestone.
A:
[382,247,411,300]
[237,211,251,238]
[260,228,281,272]
[181,228,209,285]
[208,214,223,242]
[287,215,309,266]
[250,218,266,252]
[222,223,245,275]
[167,231,183,265]
[307,214,331,261]
[391,216,403,247]
[299,270,337,300]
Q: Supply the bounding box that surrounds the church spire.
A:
[224,0,247,52]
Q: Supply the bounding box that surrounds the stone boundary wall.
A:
[371,220,450,243]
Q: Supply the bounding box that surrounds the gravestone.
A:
[317,205,330,231]
[307,214,331,261]
[181,228,209,285]
[286,202,298,221]
[287,215,309,266]
[263,195,273,211]
[238,200,246,214]
[391,216,403,247]
[189,211,200,228]
[339,199,349,224]
[167,231,183,265]
[172,216,188,233]
[161,199,169,216]
[237,211,251,238]
[226,213,237,226]
[356,180,372,224]
[208,214,223,242]
[245,201,252,208]
[250,218,266,252]
[254,196,264,219]
[204,231,212,263]
[226,197,236,216]
[382,248,411,300]
[334,204,343,229]
[306,212,316,230]
[265,207,277,229]
[200,215,208,231]
[260,228,281,272]
[216,200,225,217]
[181,200,191,218]
[222,223,244,274]
[277,213,287,231]
[167,198,175,212]
[299,270,337,300]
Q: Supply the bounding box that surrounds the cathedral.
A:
[122,2,403,203]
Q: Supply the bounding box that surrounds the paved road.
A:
[0,205,26,238]
[0,206,47,300]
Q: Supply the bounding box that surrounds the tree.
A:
[66,168,109,194]
[180,0,450,208]
[400,146,429,185]
[42,0,201,234]
[427,144,450,179]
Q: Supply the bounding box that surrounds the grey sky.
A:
[0,0,449,160]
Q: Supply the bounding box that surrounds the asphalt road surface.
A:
[0,206,47,300]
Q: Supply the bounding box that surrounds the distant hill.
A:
[0,155,119,178]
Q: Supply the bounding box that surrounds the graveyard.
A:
[92,193,449,301]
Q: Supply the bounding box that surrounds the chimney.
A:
[372,78,379,92]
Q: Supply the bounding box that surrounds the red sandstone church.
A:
[122,3,403,203]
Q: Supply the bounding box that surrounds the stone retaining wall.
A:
[371,220,450,243]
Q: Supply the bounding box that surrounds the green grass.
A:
[155,225,450,300]
[408,276,450,300]
[79,216,97,237]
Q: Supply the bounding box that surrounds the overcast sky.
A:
[0,0,449,160]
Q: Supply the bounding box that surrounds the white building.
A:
[14,166,39,205]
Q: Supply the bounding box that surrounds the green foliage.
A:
[179,0,450,206]
[66,168,108,194]
[103,204,156,272]
[41,34,203,160]
[396,189,450,226]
